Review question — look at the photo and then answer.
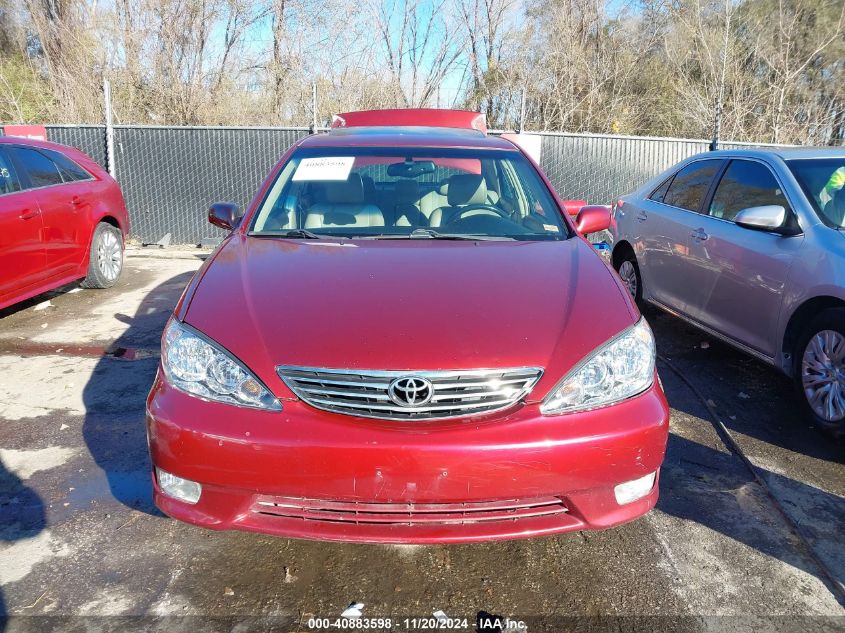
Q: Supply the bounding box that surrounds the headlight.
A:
[162,319,282,411]
[541,318,655,415]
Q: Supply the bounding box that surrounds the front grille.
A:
[277,366,542,421]
[254,496,568,525]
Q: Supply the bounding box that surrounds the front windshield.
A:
[250,147,570,240]
[787,158,845,228]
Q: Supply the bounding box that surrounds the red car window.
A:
[8,146,63,189]
[0,148,22,194]
[41,148,94,183]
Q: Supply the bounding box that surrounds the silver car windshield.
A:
[787,159,845,229]
[250,148,570,240]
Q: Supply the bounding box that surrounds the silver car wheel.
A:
[618,260,638,298]
[97,230,122,282]
[801,330,845,422]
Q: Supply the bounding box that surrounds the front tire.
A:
[81,222,124,289]
[615,252,643,305]
[794,308,845,438]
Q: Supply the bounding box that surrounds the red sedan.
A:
[147,109,669,543]
[0,136,129,311]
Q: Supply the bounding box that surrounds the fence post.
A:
[311,82,318,132]
[519,87,527,133]
[710,2,730,152]
[103,79,117,179]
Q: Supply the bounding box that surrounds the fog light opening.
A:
[614,471,656,505]
[156,468,202,504]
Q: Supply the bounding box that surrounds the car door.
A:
[7,145,81,275]
[637,158,724,314]
[684,158,802,357]
[0,146,47,300]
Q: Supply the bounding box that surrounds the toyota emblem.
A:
[388,376,434,407]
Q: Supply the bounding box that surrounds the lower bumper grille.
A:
[254,496,568,526]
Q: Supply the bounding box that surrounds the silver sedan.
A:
[610,148,845,436]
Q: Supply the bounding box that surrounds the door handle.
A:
[70,196,83,206]
[636,211,648,222]
[691,228,709,241]
[19,208,38,220]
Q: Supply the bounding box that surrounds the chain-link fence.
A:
[45,125,309,243]
[44,124,790,244]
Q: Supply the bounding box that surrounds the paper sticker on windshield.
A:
[543,224,560,232]
[292,157,355,181]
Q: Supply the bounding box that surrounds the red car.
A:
[0,136,128,310]
[147,109,669,544]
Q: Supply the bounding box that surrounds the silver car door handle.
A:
[637,211,647,222]
[691,228,709,241]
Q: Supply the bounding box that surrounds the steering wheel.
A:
[447,203,511,223]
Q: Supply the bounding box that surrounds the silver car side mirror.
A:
[734,205,787,233]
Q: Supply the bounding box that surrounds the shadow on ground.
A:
[643,305,845,462]
[81,271,194,516]
[656,360,845,608]
[0,459,46,627]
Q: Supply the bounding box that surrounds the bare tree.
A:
[373,0,465,107]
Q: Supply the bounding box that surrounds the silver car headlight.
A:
[541,318,655,415]
[162,319,282,411]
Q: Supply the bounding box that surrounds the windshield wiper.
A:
[370,228,513,241]
[251,229,325,239]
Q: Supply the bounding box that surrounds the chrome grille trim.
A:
[277,366,543,420]
[254,495,568,525]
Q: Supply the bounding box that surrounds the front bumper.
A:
[146,372,669,544]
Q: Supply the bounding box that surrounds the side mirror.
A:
[734,205,798,235]
[208,202,243,231]
[562,199,588,217]
[575,205,612,234]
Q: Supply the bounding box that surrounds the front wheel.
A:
[794,308,845,438]
[81,222,124,289]
[615,253,642,304]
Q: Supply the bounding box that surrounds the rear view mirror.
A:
[208,202,243,231]
[387,160,436,178]
[734,205,799,235]
[575,205,612,234]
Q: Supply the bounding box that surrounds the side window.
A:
[663,160,722,212]
[42,148,93,182]
[709,160,790,222]
[649,176,673,203]
[8,147,63,189]
[0,148,22,195]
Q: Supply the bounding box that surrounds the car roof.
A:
[0,135,82,155]
[298,126,517,151]
[692,147,845,161]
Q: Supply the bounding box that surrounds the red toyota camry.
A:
[147,109,669,544]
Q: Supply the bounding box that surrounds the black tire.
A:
[80,222,124,289]
[793,307,845,438]
[614,250,643,305]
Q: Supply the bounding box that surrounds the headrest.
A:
[447,174,487,206]
[395,179,420,203]
[325,173,365,204]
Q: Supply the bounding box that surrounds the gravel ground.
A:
[0,247,843,633]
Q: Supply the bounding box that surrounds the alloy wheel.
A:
[618,260,638,299]
[801,329,845,422]
[97,230,122,282]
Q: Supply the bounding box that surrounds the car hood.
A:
[184,234,637,402]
